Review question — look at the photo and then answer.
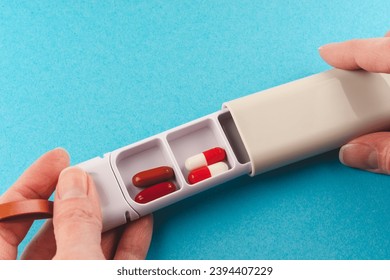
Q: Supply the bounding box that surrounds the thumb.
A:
[339,132,390,175]
[53,167,105,259]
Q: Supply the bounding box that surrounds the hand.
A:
[0,148,153,259]
[319,31,390,174]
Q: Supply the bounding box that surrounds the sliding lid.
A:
[224,69,390,176]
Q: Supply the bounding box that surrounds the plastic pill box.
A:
[77,69,390,231]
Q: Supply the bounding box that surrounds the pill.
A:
[188,162,228,184]
[135,181,176,204]
[132,166,175,188]
[185,147,226,171]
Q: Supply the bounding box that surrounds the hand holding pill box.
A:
[1,69,389,230]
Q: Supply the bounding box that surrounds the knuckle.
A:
[0,225,19,248]
[55,203,102,229]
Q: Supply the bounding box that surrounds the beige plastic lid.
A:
[224,69,390,176]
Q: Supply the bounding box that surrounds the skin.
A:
[0,148,153,259]
[319,30,390,175]
[1,32,389,259]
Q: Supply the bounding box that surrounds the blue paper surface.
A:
[0,1,389,259]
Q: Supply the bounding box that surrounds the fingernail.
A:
[339,143,378,170]
[318,42,339,51]
[52,147,69,156]
[318,44,331,51]
[57,167,88,200]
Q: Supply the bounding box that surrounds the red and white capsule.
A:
[188,162,228,184]
[185,147,226,171]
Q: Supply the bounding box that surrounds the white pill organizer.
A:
[77,69,390,231]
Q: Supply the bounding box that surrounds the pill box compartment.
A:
[114,138,181,200]
[89,109,252,220]
[218,111,250,165]
[167,117,233,184]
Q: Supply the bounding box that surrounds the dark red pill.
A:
[135,181,176,204]
[132,166,175,188]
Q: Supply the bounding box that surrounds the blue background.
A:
[1,1,389,259]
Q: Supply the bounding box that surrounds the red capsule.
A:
[185,147,226,171]
[135,181,176,204]
[132,166,175,188]
[188,162,229,184]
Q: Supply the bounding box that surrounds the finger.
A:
[0,148,69,260]
[100,226,124,259]
[114,214,153,260]
[385,30,390,37]
[319,37,390,73]
[53,167,105,260]
[20,220,56,260]
[1,148,70,202]
[339,132,390,175]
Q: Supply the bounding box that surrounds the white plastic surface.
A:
[224,69,390,175]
